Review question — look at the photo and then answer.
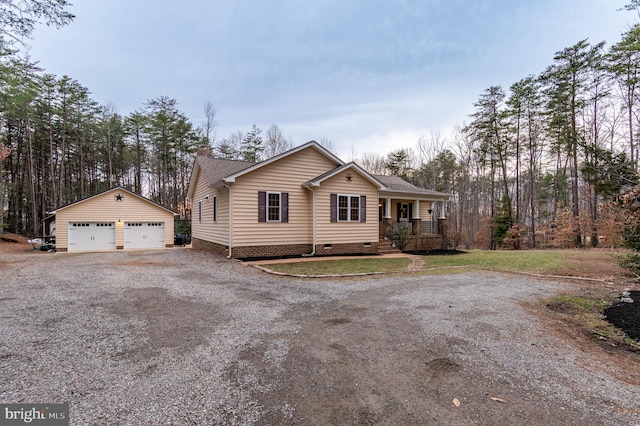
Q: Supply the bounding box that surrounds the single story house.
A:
[48,186,177,252]
[187,141,449,259]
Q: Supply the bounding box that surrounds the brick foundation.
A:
[231,243,313,259]
[192,238,229,256]
[314,242,379,256]
[193,238,379,259]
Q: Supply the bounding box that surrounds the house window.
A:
[213,196,217,222]
[331,194,366,222]
[338,195,349,221]
[350,196,360,221]
[258,191,289,223]
[268,192,281,222]
[198,201,202,222]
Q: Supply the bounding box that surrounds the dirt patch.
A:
[107,287,228,358]
[0,233,33,254]
[229,299,468,424]
[228,286,609,425]
[114,261,175,267]
[426,357,461,374]
[542,286,640,352]
[532,283,640,390]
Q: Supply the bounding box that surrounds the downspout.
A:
[224,183,233,258]
[303,185,316,256]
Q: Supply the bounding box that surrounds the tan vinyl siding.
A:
[191,169,229,245]
[418,201,434,221]
[232,146,339,247]
[56,189,174,250]
[315,170,379,244]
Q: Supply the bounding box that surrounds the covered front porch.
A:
[371,174,450,253]
[378,197,448,252]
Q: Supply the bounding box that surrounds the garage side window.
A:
[198,200,202,222]
[213,196,217,222]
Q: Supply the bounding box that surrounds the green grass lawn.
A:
[262,257,412,276]
[420,250,563,273]
[258,249,626,278]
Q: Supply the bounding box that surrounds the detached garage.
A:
[50,186,177,253]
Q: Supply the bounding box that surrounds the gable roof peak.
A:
[303,162,386,189]
[49,186,177,215]
[223,140,343,183]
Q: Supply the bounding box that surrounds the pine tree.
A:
[240,124,263,162]
[608,24,640,169]
[0,0,74,45]
[464,86,510,249]
[541,39,605,246]
[506,76,544,246]
[385,149,411,179]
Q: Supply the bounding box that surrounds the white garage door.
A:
[68,222,116,252]
[124,222,165,249]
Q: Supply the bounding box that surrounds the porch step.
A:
[378,239,402,254]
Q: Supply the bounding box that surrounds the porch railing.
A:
[387,221,413,235]
[386,220,439,236]
[421,220,438,235]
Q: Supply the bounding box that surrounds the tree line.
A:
[353,26,640,249]
[0,48,301,236]
[0,1,321,236]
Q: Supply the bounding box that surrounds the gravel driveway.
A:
[1,249,638,425]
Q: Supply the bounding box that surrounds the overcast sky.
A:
[27,0,637,160]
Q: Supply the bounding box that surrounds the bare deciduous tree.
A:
[200,101,219,149]
[263,124,292,158]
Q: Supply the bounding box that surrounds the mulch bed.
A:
[604,291,640,341]
[406,249,467,256]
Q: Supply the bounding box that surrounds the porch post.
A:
[383,197,393,240]
[409,199,420,250]
[438,200,447,249]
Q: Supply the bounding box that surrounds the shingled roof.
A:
[373,175,449,198]
[188,148,448,201]
[194,156,255,188]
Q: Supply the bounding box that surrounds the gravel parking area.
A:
[1,249,639,425]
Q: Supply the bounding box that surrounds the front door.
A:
[398,203,413,222]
